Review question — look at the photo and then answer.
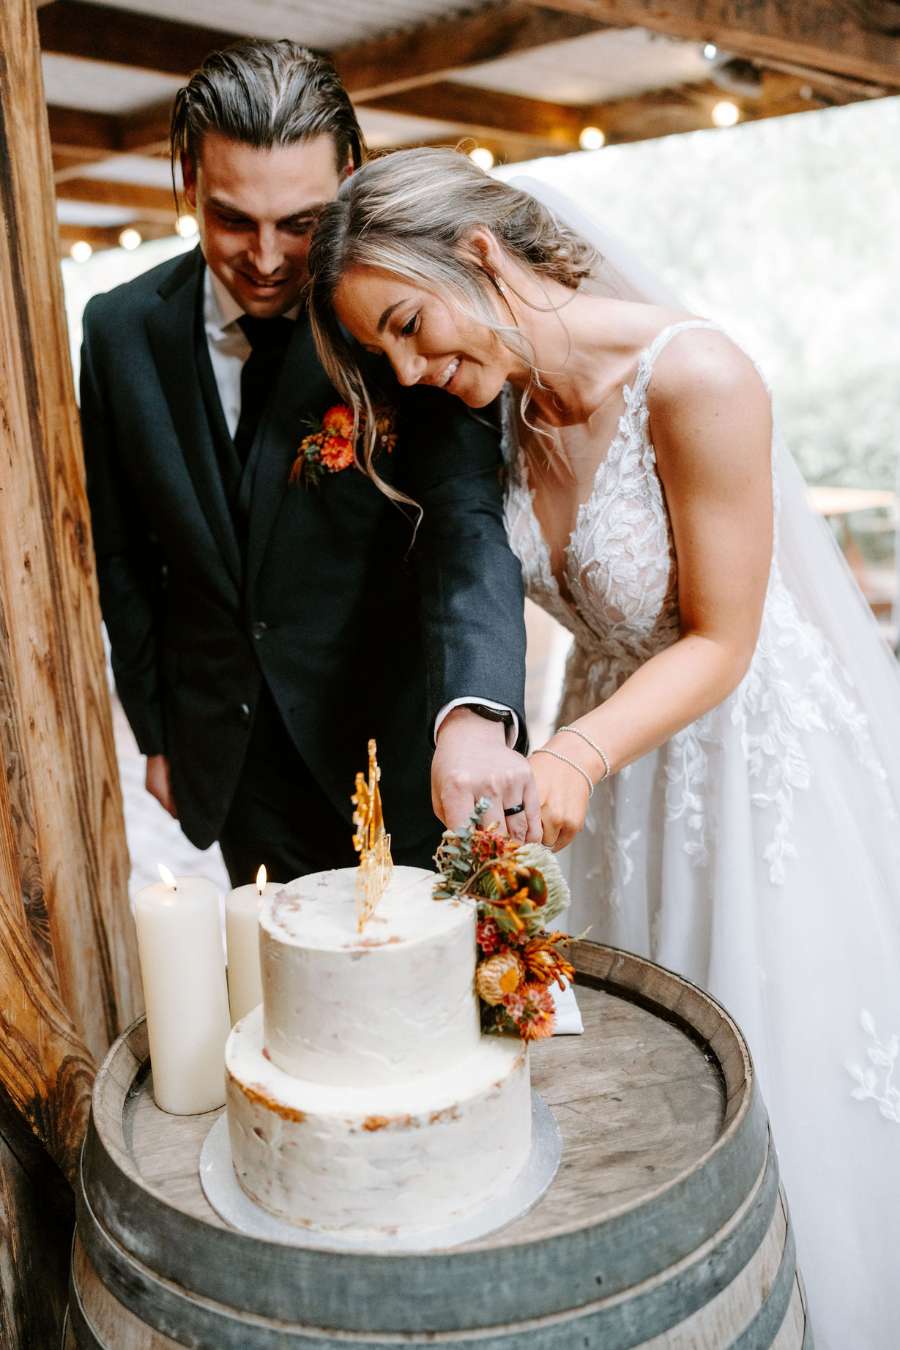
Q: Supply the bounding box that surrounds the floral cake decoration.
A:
[434,800,574,1041]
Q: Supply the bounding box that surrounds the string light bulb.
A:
[119,227,142,251]
[176,214,199,238]
[69,240,93,262]
[469,146,495,172]
[712,99,740,128]
[703,43,719,60]
[579,126,606,151]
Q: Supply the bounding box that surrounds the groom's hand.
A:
[145,753,177,818]
[432,708,541,842]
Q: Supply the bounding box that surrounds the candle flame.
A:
[256,864,267,894]
[158,863,177,890]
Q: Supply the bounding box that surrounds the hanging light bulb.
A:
[469,146,495,172]
[712,99,740,128]
[118,227,142,251]
[176,214,199,238]
[69,240,93,262]
[579,126,606,151]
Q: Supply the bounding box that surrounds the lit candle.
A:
[133,865,230,1114]
[225,865,282,1025]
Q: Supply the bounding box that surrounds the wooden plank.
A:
[55,177,175,219]
[0,0,141,1089]
[523,0,900,89]
[368,83,584,148]
[38,0,607,96]
[335,4,609,99]
[375,71,848,166]
[48,105,119,157]
[38,0,249,77]
[0,1131,73,1349]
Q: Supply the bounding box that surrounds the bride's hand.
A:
[529,739,594,851]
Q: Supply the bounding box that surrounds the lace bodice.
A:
[504,320,711,691]
[504,319,893,885]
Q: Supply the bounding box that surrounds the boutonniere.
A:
[289,403,397,488]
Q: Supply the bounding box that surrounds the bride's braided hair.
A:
[308,147,597,505]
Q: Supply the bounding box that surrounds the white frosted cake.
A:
[225,865,531,1237]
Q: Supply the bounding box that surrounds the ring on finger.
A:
[503,802,526,817]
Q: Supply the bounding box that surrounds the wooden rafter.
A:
[368,83,584,149]
[38,0,249,77]
[38,0,607,93]
[334,5,608,99]
[522,0,900,89]
[55,176,175,220]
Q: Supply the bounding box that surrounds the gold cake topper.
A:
[352,739,393,932]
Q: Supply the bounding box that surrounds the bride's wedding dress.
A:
[504,317,900,1349]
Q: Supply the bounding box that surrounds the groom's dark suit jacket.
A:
[80,247,526,861]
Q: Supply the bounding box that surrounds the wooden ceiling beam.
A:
[39,0,607,95]
[376,70,850,166]
[335,5,609,99]
[521,0,900,89]
[38,0,247,76]
[367,83,585,149]
[57,219,175,253]
[54,176,175,220]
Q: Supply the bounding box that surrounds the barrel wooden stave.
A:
[71,942,810,1348]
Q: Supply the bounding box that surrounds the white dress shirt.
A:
[202,268,518,748]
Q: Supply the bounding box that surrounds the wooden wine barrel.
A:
[69,941,811,1348]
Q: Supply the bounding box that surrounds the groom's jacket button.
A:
[238,703,252,723]
[251,620,269,640]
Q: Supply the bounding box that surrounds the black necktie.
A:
[233,315,294,462]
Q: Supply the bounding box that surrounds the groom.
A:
[80,39,534,883]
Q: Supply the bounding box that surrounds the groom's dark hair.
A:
[170,39,366,194]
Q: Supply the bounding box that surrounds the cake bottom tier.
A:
[225,1007,531,1237]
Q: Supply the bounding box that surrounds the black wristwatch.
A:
[466,703,515,731]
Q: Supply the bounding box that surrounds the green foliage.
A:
[502,98,900,492]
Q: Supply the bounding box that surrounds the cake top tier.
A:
[262,865,469,951]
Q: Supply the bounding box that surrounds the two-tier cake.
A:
[225,865,531,1238]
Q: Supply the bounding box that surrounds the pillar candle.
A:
[133,867,230,1115]
[226,866,282,1025]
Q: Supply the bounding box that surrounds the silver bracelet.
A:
[558,725,611,782]
[532,747,594,797]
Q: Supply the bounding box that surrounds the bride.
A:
[307,147,900,1348]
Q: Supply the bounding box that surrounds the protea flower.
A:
[476,952,526,1006]
[509,844,569,922]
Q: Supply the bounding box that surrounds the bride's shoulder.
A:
[646,323,769,419]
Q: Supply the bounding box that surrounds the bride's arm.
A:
[534,334,774,849]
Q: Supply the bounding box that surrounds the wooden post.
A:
[0,0,142,1342]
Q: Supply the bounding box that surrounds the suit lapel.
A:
[145,250,242,590]
[244,313,335,594]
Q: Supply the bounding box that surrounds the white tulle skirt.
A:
[559,593,900,1349]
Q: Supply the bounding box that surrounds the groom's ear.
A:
[181,152,198,208]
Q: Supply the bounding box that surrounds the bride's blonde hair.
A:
[307,147,597,503]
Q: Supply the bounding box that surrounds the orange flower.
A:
[319,434,355,472]
[504,984,556,1040]
[321,404,355,438]
[522,936,575,988]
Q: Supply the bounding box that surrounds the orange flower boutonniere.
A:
[289,403,397,488]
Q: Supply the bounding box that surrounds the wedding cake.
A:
[225,864,532,1237]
